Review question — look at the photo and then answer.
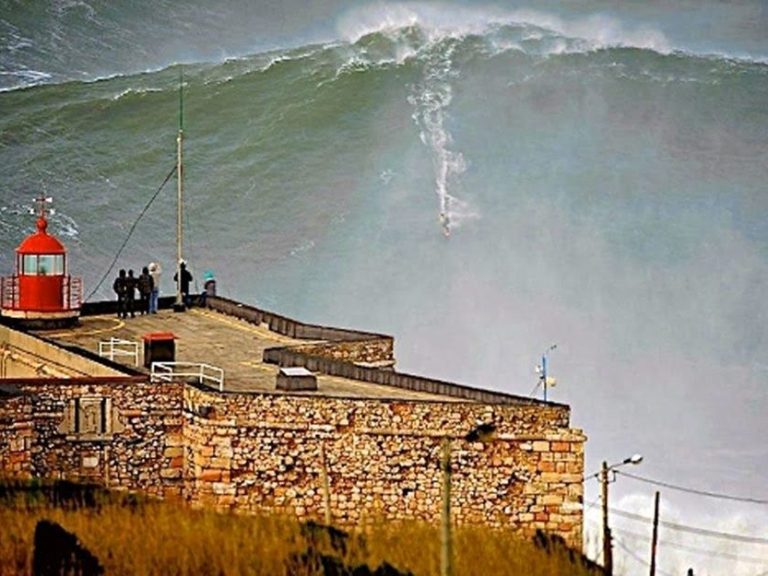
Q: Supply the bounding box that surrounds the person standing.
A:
[173,261,193,308]
[137,266,153,315]
[148,261,161,313]
[126,269,138,318]
[113,269,128,319]
[199,270,216,307]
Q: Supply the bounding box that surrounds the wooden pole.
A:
[440,437,452,576]
[320,444,332,525]
[649,491,660,576]
[601,461,613,574]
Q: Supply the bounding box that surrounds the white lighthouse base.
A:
[0,308,80,329]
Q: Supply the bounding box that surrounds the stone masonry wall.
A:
[0,393,33,477]
[0,378,584,548]
[1,378,184,498]
[290,339,394,365]
[183,386,585,546]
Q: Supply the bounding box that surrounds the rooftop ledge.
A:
[6,295,567,408]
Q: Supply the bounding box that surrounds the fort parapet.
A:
[0,296,585,547]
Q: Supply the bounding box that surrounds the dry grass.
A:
[0,492,597,576]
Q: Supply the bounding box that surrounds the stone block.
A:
[538,461,555,473]
[209,457,231,469]
[198,469,222,482]
[215,446,234,458]
[559,474,582,484]
[160,468,182,479]
[164,447,183,458]
[539,473,562,483]
[212,482,235,496]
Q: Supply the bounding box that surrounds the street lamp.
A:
[598,454,644,574]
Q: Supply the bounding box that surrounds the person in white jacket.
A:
[148,261,162,313]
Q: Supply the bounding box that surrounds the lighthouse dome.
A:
[17,218,66,255]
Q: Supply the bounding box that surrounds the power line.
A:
[616,470,768,506]
[85,166,176,301]
[613,535,675,576]
[584,496,601,512]
[613,525,768,565]
[611,507,768,545]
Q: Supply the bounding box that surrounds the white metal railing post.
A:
[149,361,224,391]
[98,338,139,367]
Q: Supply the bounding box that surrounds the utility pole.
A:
[601,460,613,575]
[649,491,660,576]
[595,455,643,575]
[440,437,452,576]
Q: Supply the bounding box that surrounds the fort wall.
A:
[0,298,586,549]
[0,378,184,499]
[183,386,584,545]
[0,378,584,546]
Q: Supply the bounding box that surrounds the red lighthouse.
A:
[0,197,82,327]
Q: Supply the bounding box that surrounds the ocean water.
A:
[1,2,767,574]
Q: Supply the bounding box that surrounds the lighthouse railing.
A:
[62,276,83,311]
[0,276,19,309]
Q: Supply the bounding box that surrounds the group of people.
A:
[113,261,215,318]
[112,262,162,318]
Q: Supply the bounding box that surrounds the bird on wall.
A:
[464,421,497,443]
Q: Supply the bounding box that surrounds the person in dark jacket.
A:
[137,266,154,315]
[173,261,193,308]
[113,269,128,319]
[126,269,138,318]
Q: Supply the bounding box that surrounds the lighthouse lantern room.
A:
[0,196,82,327]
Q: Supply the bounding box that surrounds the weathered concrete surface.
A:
[1,324,125,378]
[34,309,452,401]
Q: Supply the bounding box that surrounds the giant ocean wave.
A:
[1,6,768,573]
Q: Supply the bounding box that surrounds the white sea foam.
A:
[337,3,673,57]
[289,239,315,256]
[51,212,80,239]
[110,86,162,101]
[406,35,479,234]
[379,169,395,185]
[337,3,505,44]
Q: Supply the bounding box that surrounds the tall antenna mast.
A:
[174,68,185,311]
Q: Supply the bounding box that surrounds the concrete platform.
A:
[34,308,462,402]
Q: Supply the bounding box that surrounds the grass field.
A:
[0,481,599,576]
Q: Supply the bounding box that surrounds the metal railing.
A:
[98,338,139,366]
[150,361,225,392]
[65,276,83,310]
[0,276,18,309]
